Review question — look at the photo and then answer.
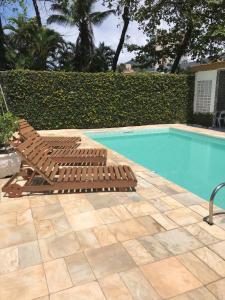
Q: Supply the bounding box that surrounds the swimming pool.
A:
[87,128,225,208]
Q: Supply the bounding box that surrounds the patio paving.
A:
[1,124,225,299]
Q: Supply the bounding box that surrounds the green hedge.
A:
[0,70,194,130]
[192,113,214,127]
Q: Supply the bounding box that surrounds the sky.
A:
[2,0,147,63]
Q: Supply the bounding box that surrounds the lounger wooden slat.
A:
[118,165,128,181]
[70,168,77,182]
[49,165,59,181]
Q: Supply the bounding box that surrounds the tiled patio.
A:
[1,124,225,300]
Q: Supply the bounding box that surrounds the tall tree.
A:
[103,0,139,72]
[89,42,115,71]
[47,0,115,71]
[32,0,42,27]
[130,0,225,73]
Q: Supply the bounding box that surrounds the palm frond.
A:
[90,10,115,26]
[50,3,70,16]
[47,15,70,26]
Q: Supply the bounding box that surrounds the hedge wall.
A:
[0,70,194,130]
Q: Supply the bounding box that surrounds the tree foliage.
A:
[128,0,225,73]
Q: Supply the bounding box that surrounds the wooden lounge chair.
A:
[2,138,137,198]
[18,119,81,149]
[20,135,107,166]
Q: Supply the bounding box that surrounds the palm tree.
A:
[89,42,115,72]
[47,0,115,71]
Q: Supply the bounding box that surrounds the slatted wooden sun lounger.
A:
[20,135,107,166]
[18,119,81,149]
[2,138,137,198]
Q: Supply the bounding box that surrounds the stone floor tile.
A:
[34,296,50,300]
[198,222,225,240]
[137,216,164,235]
[17,209,33,226]
[85,243,135,278]
[93,225,117,246]
[87,194,129,210]
[155,228,203,255]
[98,273,133,300]
[0,246,19,275]
[111,205,132,221]
[0,264,48,300]
[0,212,17,229]
[67,211,103,231]
[35,219,55,239]
[209,240,225,260]
[207,278,225,300]
[107,219,148,242]
[156,185,179,196]
[160,196,183,210]
[170,287,217,300]
[60,196,94,214]
[165,207,201,226]
[39,232,80,261]
[122,239,154,265]
[147,198,171,213]
[194,247,225,277]
[177,252,219,285]
[151,213,178,230]
[18,241,42,268]
[189,205,209,217]
[32,203,64,221]
[0,223,36,248]
[50,281,106,300]
[185,223,219,245]
[30,195,59,208]
[76,229,100,250]
[97,208,120,224]
[137,187,166,200]
[120,267,161,300]
[138,235,172,260]
[172,193,205,206]
[65,252,95,286]
[51,215,72,235]
[141,257,202,299]
[125,201,159,217]
[44,258,72,293]
[0,198,30,215]
[128,192,145,202]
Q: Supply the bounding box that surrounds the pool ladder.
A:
[203,182,225,225]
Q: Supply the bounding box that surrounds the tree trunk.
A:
[171,23,193,73]
[112,4,130,72]
[32,0,42,27]
[0,16,7,70]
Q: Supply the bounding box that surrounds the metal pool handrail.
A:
[203,182,225,225]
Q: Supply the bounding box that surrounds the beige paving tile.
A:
[32,203,64,221]
[170,287,217,300]
[93,225,117,246]
[122,239,154,265]
[18,241,42,268]
[189,205,209,217]
[136,215,165,235]
[151,213,178,230]
[0,223,36,248]
[99,273,133,300]
[0,246,19,275]
[209,240,225,260]
[147,198,171,212]
[97,208,120,224]
[39,232,80,261]
[0,212,17,229]
[155,228,202,255]
[111,205,132,221]
[76,229,100,250]
[51,215,72,234]
[67,211,103,231]
[86,243,135,278]
[194,247,225,277]
[30,195,59,208]
[207,278,225,300]
[172,193,203,206]
[50,281,106,300]
[65,252,95,286]
[138,187,166,200]
[165,207,201,226]
[17,209,33,226]
[59,195,94,214]
[141,257,202,299]
[34,296,50,300]
[35,219,55,239]
[0,198,30,215]
[125,201,159,217]
[198,222,225,240]
[44,258,72,293]
[185,223,219,245]
[177,252,219,285]
[120,267,161,300]
[107,219,148,242]
[138,235,172,260]
[160,196,183,209]
[0,264,48,300]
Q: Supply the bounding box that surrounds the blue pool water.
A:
[87,128,225,208]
